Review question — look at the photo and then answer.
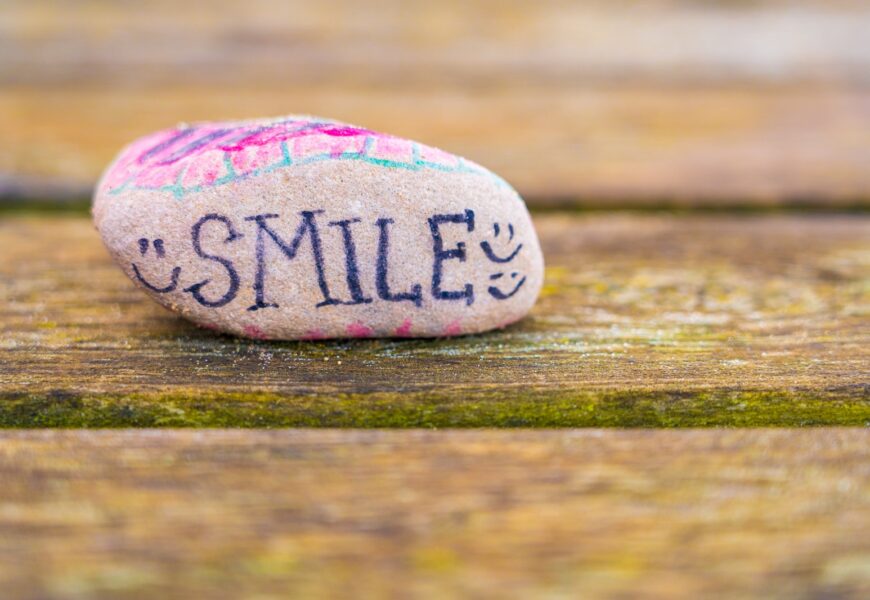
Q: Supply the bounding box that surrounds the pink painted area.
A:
[302,329,326,341]
[182,151,228,187]
[230,141,285,174]
[218,124,294,152]
[217,121,372,152]
[135,161,186,188]
[369,136,413,162]
[102,130,171,187]
[443,320,464,336]
[100,115,487,197]
[394,318,413,337]
[294,132,367,159]
[346,322,374,338]
[151,124,230,167]
[321,126,370,137]
[243,325,271,340]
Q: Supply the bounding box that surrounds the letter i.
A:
[329,218,373,305]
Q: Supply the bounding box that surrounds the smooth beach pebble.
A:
[92,115,544,340]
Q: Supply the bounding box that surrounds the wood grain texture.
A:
[2,85,870,208]
[4,0,870,86]
[1,214,867,426]
[0,429,867,598]
[2,1,870,206]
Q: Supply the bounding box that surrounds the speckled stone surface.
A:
[93,115,543,340]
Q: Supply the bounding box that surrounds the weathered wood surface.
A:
[0,429,867,598]
[1,214,867,427]
[3,86,870,208]
[5,0,870,86]
[2,0,870,206]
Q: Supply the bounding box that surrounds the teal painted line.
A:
[167,167,188,199]
[107,177,131,196]
[296,153,337,166]
[106,141,509,199]
[417,160,454,172]
[213,154,239,186]
[361,156,420,170]
[263,141,294,173]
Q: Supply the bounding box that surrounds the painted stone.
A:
[93,115,544,340]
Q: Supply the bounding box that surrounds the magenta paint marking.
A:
[105,116,501,198]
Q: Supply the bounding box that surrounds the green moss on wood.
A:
[1,388,867,428]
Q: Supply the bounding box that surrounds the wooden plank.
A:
[0,429,867,598]
[3,85,870,207]
[4,1,870,86]
[1,214,867,427]
[2,1,870,206]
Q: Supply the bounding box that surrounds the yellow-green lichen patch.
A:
[0,388,867,428]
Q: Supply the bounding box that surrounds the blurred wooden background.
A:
[2,5,869,596]
[2,0,869,207]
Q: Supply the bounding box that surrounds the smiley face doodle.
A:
[131,237,181,293]
[481,222,526,300]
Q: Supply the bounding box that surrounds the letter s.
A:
[183,213,242,308]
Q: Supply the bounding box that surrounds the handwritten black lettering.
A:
[428,210,475,306]
[244,211,341,311]
[329,218,373,305]
[182,213,242,307]
[136,208,527,312]
[375,217,423,306]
